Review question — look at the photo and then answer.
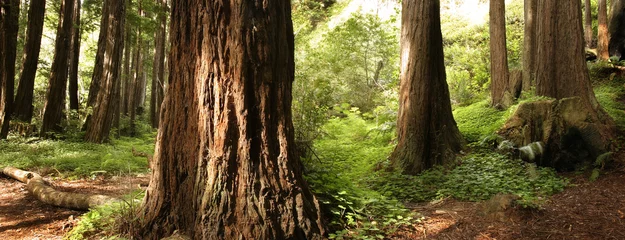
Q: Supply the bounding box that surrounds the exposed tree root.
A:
[2,166,118,210]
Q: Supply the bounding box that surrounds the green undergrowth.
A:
[0,133,155,178]
[453,100,513,142]
[594,75,625,129]
[65,190,145,240]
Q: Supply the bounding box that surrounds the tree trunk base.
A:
[2,166,118,210]
[497,97,613,170]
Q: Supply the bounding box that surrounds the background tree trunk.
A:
[0,0,20,139]
[490,0,510,107]
[129,1,142,136]
[122,19,131,116]
[597,0,609,60]
[40,0,74,136]
[522,0,537,90]
[83,0,125,143]
[609,0,625,58]
[390,0,464,175]
[68,0,81,111]
[13,0,45,124]
[535,0,611,123]
[150,0,166,129]
[137,1,325,239]
[584,0,594,48]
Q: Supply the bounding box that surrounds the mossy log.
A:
[2,166,118,210]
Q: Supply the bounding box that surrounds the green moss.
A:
[594,77,625,128]
[453,100,513,142]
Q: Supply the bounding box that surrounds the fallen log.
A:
[2,166,119,210]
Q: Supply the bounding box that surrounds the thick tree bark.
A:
[68,0,81,111]
[584,0,593,48]
[597,0,609,60]
[0,0,19,139]
[40,0,74,136]
[490,0,510,108]
[83,0,126,143]
[535,0,612,123]
[390,0,464,175]
[522,0,537,90]
[13,0,45,124]
[137,1,325,239]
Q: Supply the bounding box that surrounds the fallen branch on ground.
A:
[2,166,119,210]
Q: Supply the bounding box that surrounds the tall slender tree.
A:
[584,0,593,48]
[522,0,537,90]
[83,0,125,143]
[390,0,464,175]
[597,0,609,60]
[0,0,20,139]
[13,0,45,124]
[121,8,131,116]
[128,0,142,135]
[68,0,81,111]
[150,0,166,128]
[40,0,74,136]
[490,0,509,107]
[137,1,325,239]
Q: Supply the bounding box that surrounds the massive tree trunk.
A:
[522,0,537,90]
[0,0,19,139]
[150,0,166,129]
[83,0,125,143]
[137,1,325,239]
[609,0,625,58]
[390,0,464,175]
[597,0,609,60]
[68,0,81,111]
[40,0,74,136]
[584,0,593,48]
[490,0,510,108]
[13,0,45,124]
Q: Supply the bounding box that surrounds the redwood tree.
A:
[535,0,611,122]
[83,0,125,143]
[0,0,19,139]
[522,0,537,90]
[137,1,325,239]
[150,0,166,128]
[597,0,609,60]
[68,0,81,111]
[584,0,593,48]
[13,0,45,123]
[490,0,510,107]
[40,0,74,136]
[390,0,464,175]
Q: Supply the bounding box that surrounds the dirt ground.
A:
[1,167,624,239]
[0,174,148,239]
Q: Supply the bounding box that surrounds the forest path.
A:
[393,167,625,239]
[0,174,147,239]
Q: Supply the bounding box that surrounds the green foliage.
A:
[453,100,512,142]
[65,191,144,240]
[0,133,154,178]
[369,151,567,207]
[594,76,625,128]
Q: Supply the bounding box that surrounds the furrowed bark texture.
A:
[40,0,74,135]
[0,0,19,139]
[138,1,325,239]
[84,0,126,143]
[597,0,609,60]
[13,0,45,123]
[390,0,464,175]
[489,0,510,107]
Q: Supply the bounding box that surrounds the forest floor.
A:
[2,168,624,239]
[0,174,148,239]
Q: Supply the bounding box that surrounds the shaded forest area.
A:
[1,0,625,239]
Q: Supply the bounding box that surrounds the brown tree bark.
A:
[522,0,537,90]
[121,18,131,116]
[68,0,80,111]
[597,0,609,60]
[137,1,325,239]
[535,0,612,123]
[13,0,45,124]
[609,0,625,58]
[129,1,142,136]
[0,0,19,139]
[584,0,594,48]
[83,0,126,143]
[490,0,510,108]
[390,0,464,175]
[40,0,74,136]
